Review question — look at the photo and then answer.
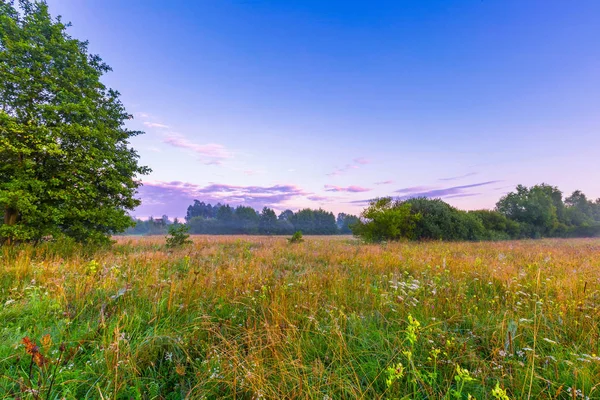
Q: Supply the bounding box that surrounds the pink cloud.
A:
[163,133,232,163]
[133,180,354,218]
[307,195,333,202]
[327,157,370,176]
[439,172,478,181]
[324,185,371,193]
[395,181,501,199]
[143,122,170,129]
[134,181,312,217]
[395,185,436,194]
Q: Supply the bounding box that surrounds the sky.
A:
[45,0,600,219]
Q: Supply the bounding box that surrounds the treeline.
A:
[125,215,183,236]
[353,184,600,242]
[125,201,359,235]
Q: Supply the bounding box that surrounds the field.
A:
[1,236,599,399]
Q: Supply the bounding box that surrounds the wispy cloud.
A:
[438,172,478,181]
[163,133,232,164]
[346,199,374,206]
[375,180,394,185]
[347,181,501,209]
[395,181,500,200]
[307,195,334,202]
[143,122,170,129]
[395,185,436,194]
[324,185,371,193]
[327,165,358,177]
[327,157,370,177]
[444,193,481,199]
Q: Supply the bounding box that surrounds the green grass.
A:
[1,236,599,399]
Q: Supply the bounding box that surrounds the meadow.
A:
[1,236,599,399]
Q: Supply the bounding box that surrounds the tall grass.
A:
[1,236,599,399]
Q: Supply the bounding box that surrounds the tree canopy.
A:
[352,184,600,242]
[0,0,149,244]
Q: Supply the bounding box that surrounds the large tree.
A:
[495,184,562,238]
[0,1,150,244]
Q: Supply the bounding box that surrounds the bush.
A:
[468,210,520,240]
[165,224,192,248]
[351,198,420,242]
[288,231,304,243]
[404,198,487,241]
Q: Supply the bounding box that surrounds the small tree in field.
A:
[0,1,150,245]
[288,231,304,243]
[166,224,192,248]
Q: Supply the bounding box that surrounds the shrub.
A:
[288,231,304,243]
[404,197,487,241]
[351,197,420,242]
[165,224,192,248]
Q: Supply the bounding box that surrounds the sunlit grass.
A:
[1,236,599,399]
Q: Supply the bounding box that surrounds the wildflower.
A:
[454,364,475,383]
[41,334,52,351]
[385,362,405,388]
[491,382,510,400]
[22,337,47,367]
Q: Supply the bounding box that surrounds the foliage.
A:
[496,184,563,238]
[352,197,420,242]
[353,184,600,243]
[337,212,360,234]
[2,236,600,398]
[495,184,600,239]
[405,197,487,241]
[185,200,220,220]
[287,230,303,243]
[468,209,520,240]
[165,224,192,248]
[0,0,149,245]
[172,201,346,236]
[258,207,278,234]
[289,208,338,235]
[132,184,599,241]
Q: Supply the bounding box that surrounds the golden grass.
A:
[1,236,599,399]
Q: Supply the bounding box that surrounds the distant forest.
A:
[125,184,600,240]
[126,202,359,236]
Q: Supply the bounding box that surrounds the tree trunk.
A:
[3,206,18,245]
[4,206,18,226]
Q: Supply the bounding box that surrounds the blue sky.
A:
[46,0,600,218]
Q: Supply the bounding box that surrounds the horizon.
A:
[46,0,600,220]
